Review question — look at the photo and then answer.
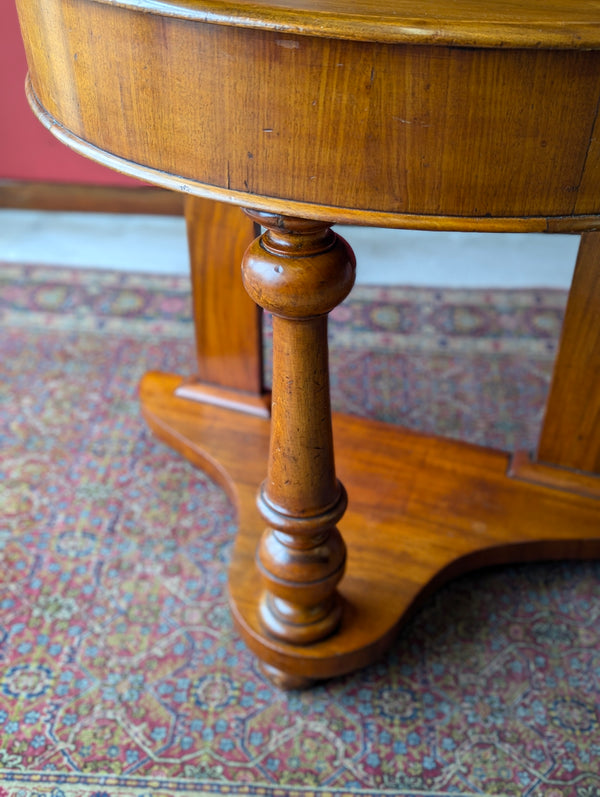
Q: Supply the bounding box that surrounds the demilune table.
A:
[16,0,600,687]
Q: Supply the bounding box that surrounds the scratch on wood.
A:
[392,116,431,127]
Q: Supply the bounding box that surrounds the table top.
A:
[18,0,600,230]
[104,0,600,47]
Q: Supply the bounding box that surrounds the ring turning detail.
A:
[241,212,355,648]
[16,0,600,687]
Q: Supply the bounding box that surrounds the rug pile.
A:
[1,263,598,797]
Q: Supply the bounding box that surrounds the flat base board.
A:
[140,371,600,684]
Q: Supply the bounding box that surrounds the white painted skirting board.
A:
[0,209,578,288]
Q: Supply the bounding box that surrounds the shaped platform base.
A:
[140,371,600,685]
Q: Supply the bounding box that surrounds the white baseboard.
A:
[0,209,578,288]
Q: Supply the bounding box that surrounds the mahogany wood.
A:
[537,232,600,474]
[15,0,600,686]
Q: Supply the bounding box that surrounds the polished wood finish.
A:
[16,0,600,232]
[54,0,600,49]
[537,232,600,474]
[177,196,267,415]
[241,211,355,646]
[16,0,600,686]
[0,180,183,214]
[509,451,600,501]
[142,371,600,684]
[175,381,271,419]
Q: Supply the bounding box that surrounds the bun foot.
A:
[259,662,316,690]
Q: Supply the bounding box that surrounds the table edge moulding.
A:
[15,0,600,687]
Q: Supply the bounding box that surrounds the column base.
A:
[140,371,600,685]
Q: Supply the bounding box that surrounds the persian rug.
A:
[1,262,599,797]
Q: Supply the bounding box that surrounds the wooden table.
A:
[17,0,600,687]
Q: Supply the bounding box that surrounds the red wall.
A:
[1,2,136,186]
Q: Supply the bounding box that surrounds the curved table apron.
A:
[17,0,600,686]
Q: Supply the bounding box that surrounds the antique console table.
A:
[17,0,600,687]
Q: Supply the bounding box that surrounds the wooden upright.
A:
[537,232,600,474]
[242,213,354,655]
[16,0,600,687]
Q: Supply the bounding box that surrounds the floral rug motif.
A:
[1,263,599,797]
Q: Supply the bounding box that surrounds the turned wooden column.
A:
[241,211,355,650]
[22,0,600,690]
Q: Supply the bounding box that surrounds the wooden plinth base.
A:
[140,371,600,685]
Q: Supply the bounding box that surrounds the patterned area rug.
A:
[1,262,599,797]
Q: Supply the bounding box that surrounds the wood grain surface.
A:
[537,232,600,473]
[15,0,600,685]
[83,0,600,48]
[141,371,600,682]
[17,0,600,230]
[184,197,262,394]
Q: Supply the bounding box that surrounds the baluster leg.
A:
[240,211,355,683]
